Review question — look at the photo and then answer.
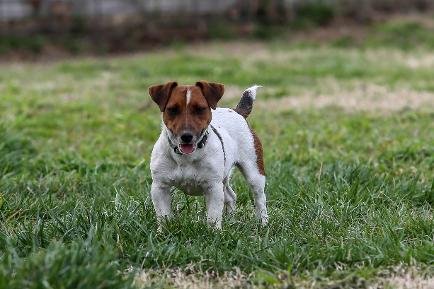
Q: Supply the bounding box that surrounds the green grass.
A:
[331,18,434,51]
[0,39,433,288]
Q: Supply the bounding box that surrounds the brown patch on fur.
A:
[195,80,224,109]
[162,85,212,138]
[234,89,254,119]
[250,128,265,176]
[149,81,178,112]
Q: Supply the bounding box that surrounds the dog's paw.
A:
[260,215,269,226]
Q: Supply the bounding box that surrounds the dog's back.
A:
[211,108,254,163]
[211,85,265,176]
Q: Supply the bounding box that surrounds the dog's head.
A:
[149,80,224,154]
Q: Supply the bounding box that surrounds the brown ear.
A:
[196,80,224,109]
[149,81,178,112]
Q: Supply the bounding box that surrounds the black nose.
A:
[181,133,193,143]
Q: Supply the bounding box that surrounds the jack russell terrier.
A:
[149,80,268,229]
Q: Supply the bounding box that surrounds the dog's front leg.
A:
[204,182,225,229]
[150,181,173,225]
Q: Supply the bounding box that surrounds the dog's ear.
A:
[195,80,224,109]
[149,81,178,112]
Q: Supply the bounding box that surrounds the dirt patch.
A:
[256,83,434,113]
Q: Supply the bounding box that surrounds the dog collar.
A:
[169,129,209,155]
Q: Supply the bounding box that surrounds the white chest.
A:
[170,162,212,196]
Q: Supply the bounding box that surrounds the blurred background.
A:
[1,0,434,58]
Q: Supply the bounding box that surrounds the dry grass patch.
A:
[133,267,253,289]
[187,41,434,69]
[374,266,434,289]
[131,266,434,289]
[257,83,434,113]
[378,274,434,289]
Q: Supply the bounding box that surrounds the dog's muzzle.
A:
[170,129,209,155]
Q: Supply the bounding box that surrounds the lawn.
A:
[1,26,433,288]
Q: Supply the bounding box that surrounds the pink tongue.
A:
[179,144,195,154]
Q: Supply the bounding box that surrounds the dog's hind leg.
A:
[224,174,237,215]
[239,163,268,225]
[247,167,268,225]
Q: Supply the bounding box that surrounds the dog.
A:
[148,80,268,229]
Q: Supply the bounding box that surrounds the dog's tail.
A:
[234,85,262,118]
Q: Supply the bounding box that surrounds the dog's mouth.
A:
[178,143,195,154]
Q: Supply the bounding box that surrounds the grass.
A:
[0,36,433,288]
[332,17,434,51]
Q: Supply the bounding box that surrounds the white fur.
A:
[186,89,192,106]
[243,85,262,100]
[150,108,268,229]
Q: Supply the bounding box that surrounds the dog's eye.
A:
[193,106,207,115]
[167,107,179,116]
